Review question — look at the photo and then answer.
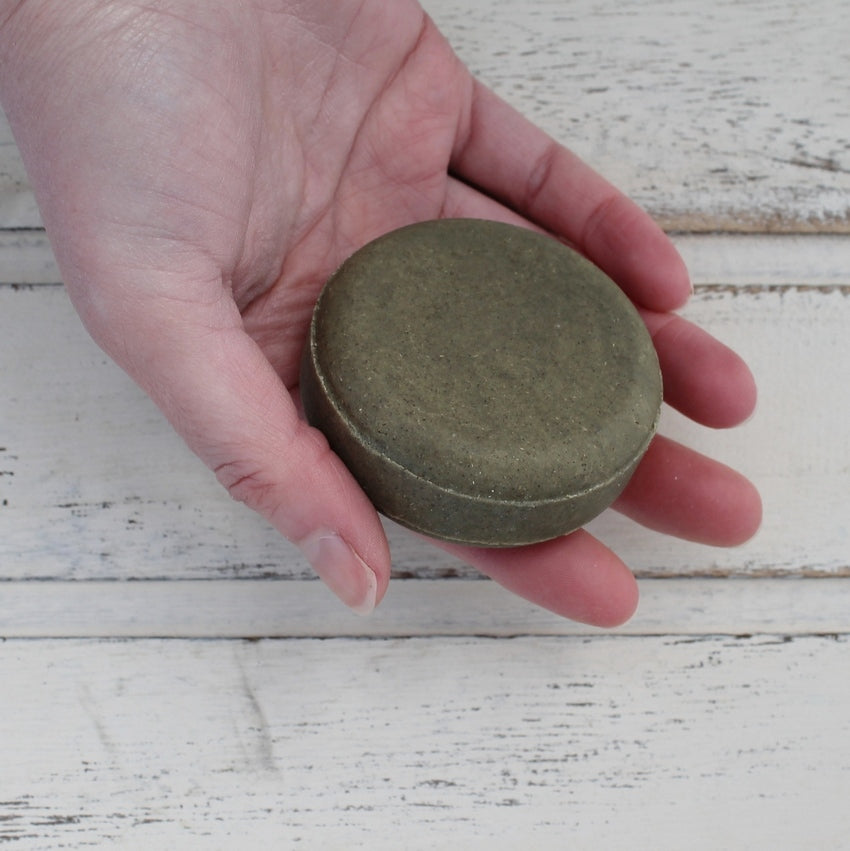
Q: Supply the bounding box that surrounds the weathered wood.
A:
[675,233,850,287]
[2,270,848,581]
[3,0,850,233]
[1,636,848,848]
[0,578,848,639]
[5,231,850,288]
[0,123,37,227]
[0,231,59,284]
[0,5,848,846]
[424,0,850,232]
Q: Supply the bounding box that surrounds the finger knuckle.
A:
[214,458,281,516]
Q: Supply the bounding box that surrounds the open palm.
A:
[0,0,760,624]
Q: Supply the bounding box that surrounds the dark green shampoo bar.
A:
[301,219,662,546]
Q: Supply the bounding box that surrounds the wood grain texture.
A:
[423,0,850,232]
[1,4,849,845]
[6,229,850,288]
[0,231,59,284]
[0,121,36,228]
[2,0,849,232]
[1,578,848,638]
[2,271,848,582]
[1,637,848,849]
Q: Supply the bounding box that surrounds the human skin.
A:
[0,0,760,625]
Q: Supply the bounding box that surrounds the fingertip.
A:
[719,473,763,547]
[357,524,393,608]
[594,572,640,628]
[583,198,692,313]
[297,528,386,615]
[527,533,640,628]
[439,531,640,628]
[635,231,693,313]
[662,250,694,312]
[721,354,758,428]
[643,310,758,428]
[686,338,758,429]
[616,435,762,548]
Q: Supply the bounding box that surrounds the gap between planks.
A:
[2,230,850,286]
[0,577,847,639]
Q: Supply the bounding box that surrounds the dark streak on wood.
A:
[694,283,850,296]
[0,282,63,291]
[657,213,850,235]
[637,566,850,579]
[768,155,850,176]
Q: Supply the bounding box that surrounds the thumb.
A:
[82,285,390,615]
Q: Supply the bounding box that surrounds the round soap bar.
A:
[300,218,662,547]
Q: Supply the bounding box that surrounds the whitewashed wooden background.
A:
[1,1,849,848]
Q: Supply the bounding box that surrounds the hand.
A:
[0,0,760,625]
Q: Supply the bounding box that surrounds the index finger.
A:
[451,80,691,312]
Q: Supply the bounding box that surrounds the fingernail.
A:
[297,529,378,615]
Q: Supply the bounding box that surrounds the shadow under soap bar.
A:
[301,219,661,547]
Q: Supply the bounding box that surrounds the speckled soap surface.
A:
[301,219,662,546]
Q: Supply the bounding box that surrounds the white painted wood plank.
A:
[590,283,850,577]
[0,9,844,842]
[1,636,848,848]
[424,0,850,231]
[4,231,850,288]
[2,279,847,581]
[0,231,59,284]
[3,0,850,232]
[0,117,39,228]
[675,234,850,287]
[0,578,847,638]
